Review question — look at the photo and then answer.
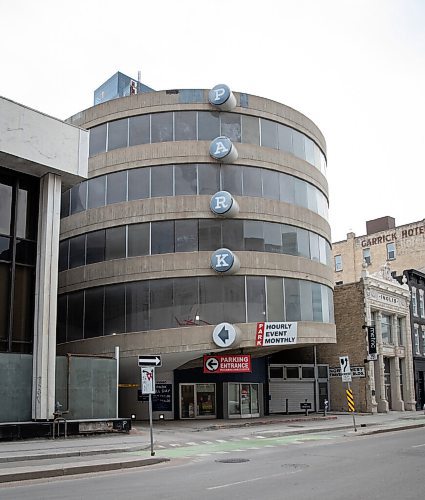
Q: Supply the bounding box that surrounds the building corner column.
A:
[32,173,61,420]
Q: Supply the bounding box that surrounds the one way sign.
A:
[138,355,162,367]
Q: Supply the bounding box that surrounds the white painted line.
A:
[255,436,266,439]
[216,439,227,443]
[242,437,251,440]
[202,441,213,444]
[186,442,197,446]
[169,443,181,447]
[264,445,276,448]
[196,453,211,457]
[248,447,260,450]
[412,443,425,448]
[207,470,302,490]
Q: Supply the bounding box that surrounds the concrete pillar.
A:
[32,173,61,420]
[374,312,389,412]
[401,315,417,410]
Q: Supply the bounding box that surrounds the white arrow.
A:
[205,358,219,371]
[138,356,161,366]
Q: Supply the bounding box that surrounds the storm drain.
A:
[215,458,250,463]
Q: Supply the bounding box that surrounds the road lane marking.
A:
[207,470,302,490]
[412,443,425,448]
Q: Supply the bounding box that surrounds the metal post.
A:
[348,382,357,432]
[115,346,120,418]
[149,393,155,456]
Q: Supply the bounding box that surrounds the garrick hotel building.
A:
[57,76,336,420]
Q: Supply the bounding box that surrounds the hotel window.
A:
[412,287,418,316]
[362,248,371,265]
[335,254,342,272]
[397,317,403,346]
[386,242,396,260]
[381,314,392,344]
[422,329,425,356]
[414,325,420,354]
[419,290,424,318]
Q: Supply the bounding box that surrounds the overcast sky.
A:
[1,0,424,242]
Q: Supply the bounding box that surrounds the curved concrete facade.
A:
[58,86,335,420]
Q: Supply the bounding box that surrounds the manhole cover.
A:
[215,458,250,464]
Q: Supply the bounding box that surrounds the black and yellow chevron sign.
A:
[346,388,355,412]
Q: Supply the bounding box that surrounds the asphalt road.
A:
[1,427,424,500]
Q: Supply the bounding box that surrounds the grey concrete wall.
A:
[55,355,117,419]
[0,353,32,422]
[0,96,88,189]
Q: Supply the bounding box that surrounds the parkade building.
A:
[57,79,335,420]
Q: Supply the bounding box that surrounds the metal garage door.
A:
[269,381,315,413]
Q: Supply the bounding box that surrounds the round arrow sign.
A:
[205,357,220,372]
[212,322,239,348]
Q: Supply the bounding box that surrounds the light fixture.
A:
[159,414,165,420]
[131,414,136,420]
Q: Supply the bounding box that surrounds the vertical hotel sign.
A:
[256,322,298,346]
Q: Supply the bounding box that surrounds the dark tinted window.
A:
[262,169,280,200]
[241,115,259,145]
[198,111,220,140]
[0,182,12,235]
[246,276,266,322]
[222,165,242,195]
[222,220,243,251]
[261,119,278,149]
[89,124,107,156]
[198,164,220,195]
[151,166,173,197]
[105,226,126,260]
[151,221,174,254]
[151,112,173,142]
[84,287,104,338]
[221,113,241,142]
[128,223,149,257]
[175,219,198,252]
[129,115,150,146]
[126,281,149,332]
[108,119,128,151]
[150,279,173,330]
[86,230,105,265]
[281,225,298,256]
[67,291,84,341]
[87,177,105,209]
[61,190,70,218]
[199,220,221,251]
[70,183,87,215]
[105,284,125,334]
[175,164,197,195]
[243,221,264,251]
[69,234,86,268]
[243,168,262,197]
[175,111,197,141]
[280,173,295,204]
[173,278,198,327]
[223,276,245,323]
[285,278,301,321]
[128,168,150,200]
[292,130,305,159]
[106,171,127,205]
[278,124,293,153]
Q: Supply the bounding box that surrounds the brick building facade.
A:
[317,264,416,413]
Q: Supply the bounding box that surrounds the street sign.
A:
[255,322,297,346]
[203,354,252,374]
[367,353,378,361]
[329,366,365,378]
[346,388,355,412]
[367,326,377,355]
[339,355,352,382]
[212,322,238,348]
[141,367,156,394]
[138,355,162,367]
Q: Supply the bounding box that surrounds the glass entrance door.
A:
[179,383,216,419]
[228,383,260,418]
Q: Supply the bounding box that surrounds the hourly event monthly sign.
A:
[255,322,298,346]
[203,354,252,373]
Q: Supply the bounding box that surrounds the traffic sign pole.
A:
[149,393,155,456]
[347,382,357,432]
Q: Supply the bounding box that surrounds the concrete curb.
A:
[356,422,425,436]
[0,456,169,484]
[0,444,152,464]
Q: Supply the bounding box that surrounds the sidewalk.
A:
[1,411,425,484]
